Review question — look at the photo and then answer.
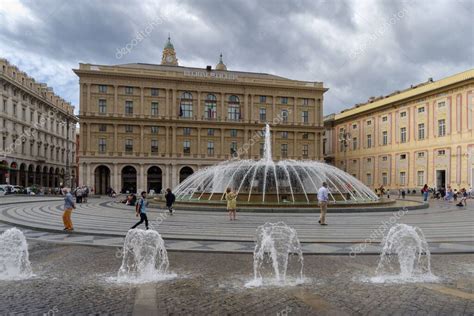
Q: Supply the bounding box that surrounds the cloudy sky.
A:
[0,0,472,115]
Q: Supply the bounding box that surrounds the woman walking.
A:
[421,184,429,202]
[225,188,237,221]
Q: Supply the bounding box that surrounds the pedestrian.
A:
[165,188,176,215]
[456,188,468,207]
[62,188,76,231]
[317,182,329,226]
[225,187,237,221]
[386,189,390,199]
[401,189,406,199]
[421,184,429,202]
[131,191,149,230]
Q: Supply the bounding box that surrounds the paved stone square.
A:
[0,240,473,315]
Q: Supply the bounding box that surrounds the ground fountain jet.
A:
[173,124,379,208]
[245,222,304,287]
[117,229,174,283]
[0,228,33,280]
[371,223,437,283]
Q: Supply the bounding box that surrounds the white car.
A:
[0,187,5,196]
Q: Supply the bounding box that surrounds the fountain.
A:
[0,228,33,280]
[174,124,381,209]
[371,224,437,283]
[117,229,174,283]
[245,222,304,287]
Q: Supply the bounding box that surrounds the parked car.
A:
[0,187,5,196]
[12,186,26,194]
[0,184,14,194]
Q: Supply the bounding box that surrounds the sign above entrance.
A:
[183,70,238,80]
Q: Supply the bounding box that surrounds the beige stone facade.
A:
[74,40,327,194]
[324,69,474,191]
[0,58,78,188]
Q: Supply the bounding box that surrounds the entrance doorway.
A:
[436,170,446,189]
[147,166,162,193]
[94,165,111,195]
[121,165,137,193]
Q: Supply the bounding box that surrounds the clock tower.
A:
[161,35,179,66]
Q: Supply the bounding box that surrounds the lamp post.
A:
[338,129,351,172]
[65,118,70,188]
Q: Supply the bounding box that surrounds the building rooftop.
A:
[334,68,474,121]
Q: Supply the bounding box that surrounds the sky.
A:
[0,0,472,115]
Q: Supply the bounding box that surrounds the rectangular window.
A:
[183,127,191,136]
[418,123,425,140]
[183,140,191,155]
[99,99,107,114]
[181,104,193,118]
[302,132,309,139]
[230,141,237,156]
[205,103,217,119]
[259,95,266,103]
[352,137,358,150]
[301,111,309,123]
[400,111,407,118]
[259,108,266,121]
[125,86,133,95]
[418,107,425,113]
[302,144,308,158]
[151,126,159,134]
[400,154,407,160]
[22,108,26,120]
[98,138,106,153]
[207,141,214,156]
[382,116,388,122]
[302,98,309,106]
[207,128,214,136]
[438,119,446,136]
[417,171,424,186]
[400,172,406,185]
[438,101,445,108]
[281,110,289,123]
[281,131,288,139]
[418,152,425,158]
[13,103,17,116]
[125,139,133,153]
[281,144,288,158]
[230,129,237,137]
[151,139,158,153]
[99,124,107,132]
[382,156,388,161]
[151,102,159,116]
[352,124,357,129]
[367,120,372,126]
[400,127,407,143]
[382,173,388,186]
[228,105,240,121]
[151,88,159,96]
[125,125,133,133]
[281,97,288,104]
[367,134,372,148]
[367,157,372,163]
[367,173,372,186]
[98,85,107,93]
[438,150,446,156]
[125,101,133,115]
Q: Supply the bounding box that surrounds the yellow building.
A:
[74,37,327,194]
[324,69,474,191]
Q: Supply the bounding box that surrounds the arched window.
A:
[180,92,193,118]
[205,94,217,119]
[228,95,240,121]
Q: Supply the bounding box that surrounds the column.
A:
[114,124,118,153]
[165,89,170,118]
[114,85,118,115]
[172,89,177,117]
[165,126,169,156]
[293,96,297,123]
[140,87,144,117]
[86,83,91,114]
[220,128,225,156]
[172,126,177,155]
[197,91,201,119]
[220,92,225,121]
[139,164,144,193]
[197,127,201,156]
[272,95,276,121]
[315,132,319,160]
[244,93,249,123]
[244,128,249,159]
[250,94,254,121]
[86,163,92,187]
[140,125,144,153]
[86,123,91,155]
[113,163,119,192]
[293,132,297,157]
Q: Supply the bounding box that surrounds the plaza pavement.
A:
[0,196,472,254]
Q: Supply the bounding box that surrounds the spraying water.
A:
[117,229,174,283]
[0,228,33,280]
[245,222,304,287]
[371,224,437,283]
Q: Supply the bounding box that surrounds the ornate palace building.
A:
[324,69,474,191]
[75,37,327,194]
[0,58,78,188]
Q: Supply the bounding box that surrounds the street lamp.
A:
[338,129,351,172]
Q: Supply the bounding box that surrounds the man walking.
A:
[131,191,149,230]
[62,188,76,231]
[165,188,176,215]
[317,182,329,226]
